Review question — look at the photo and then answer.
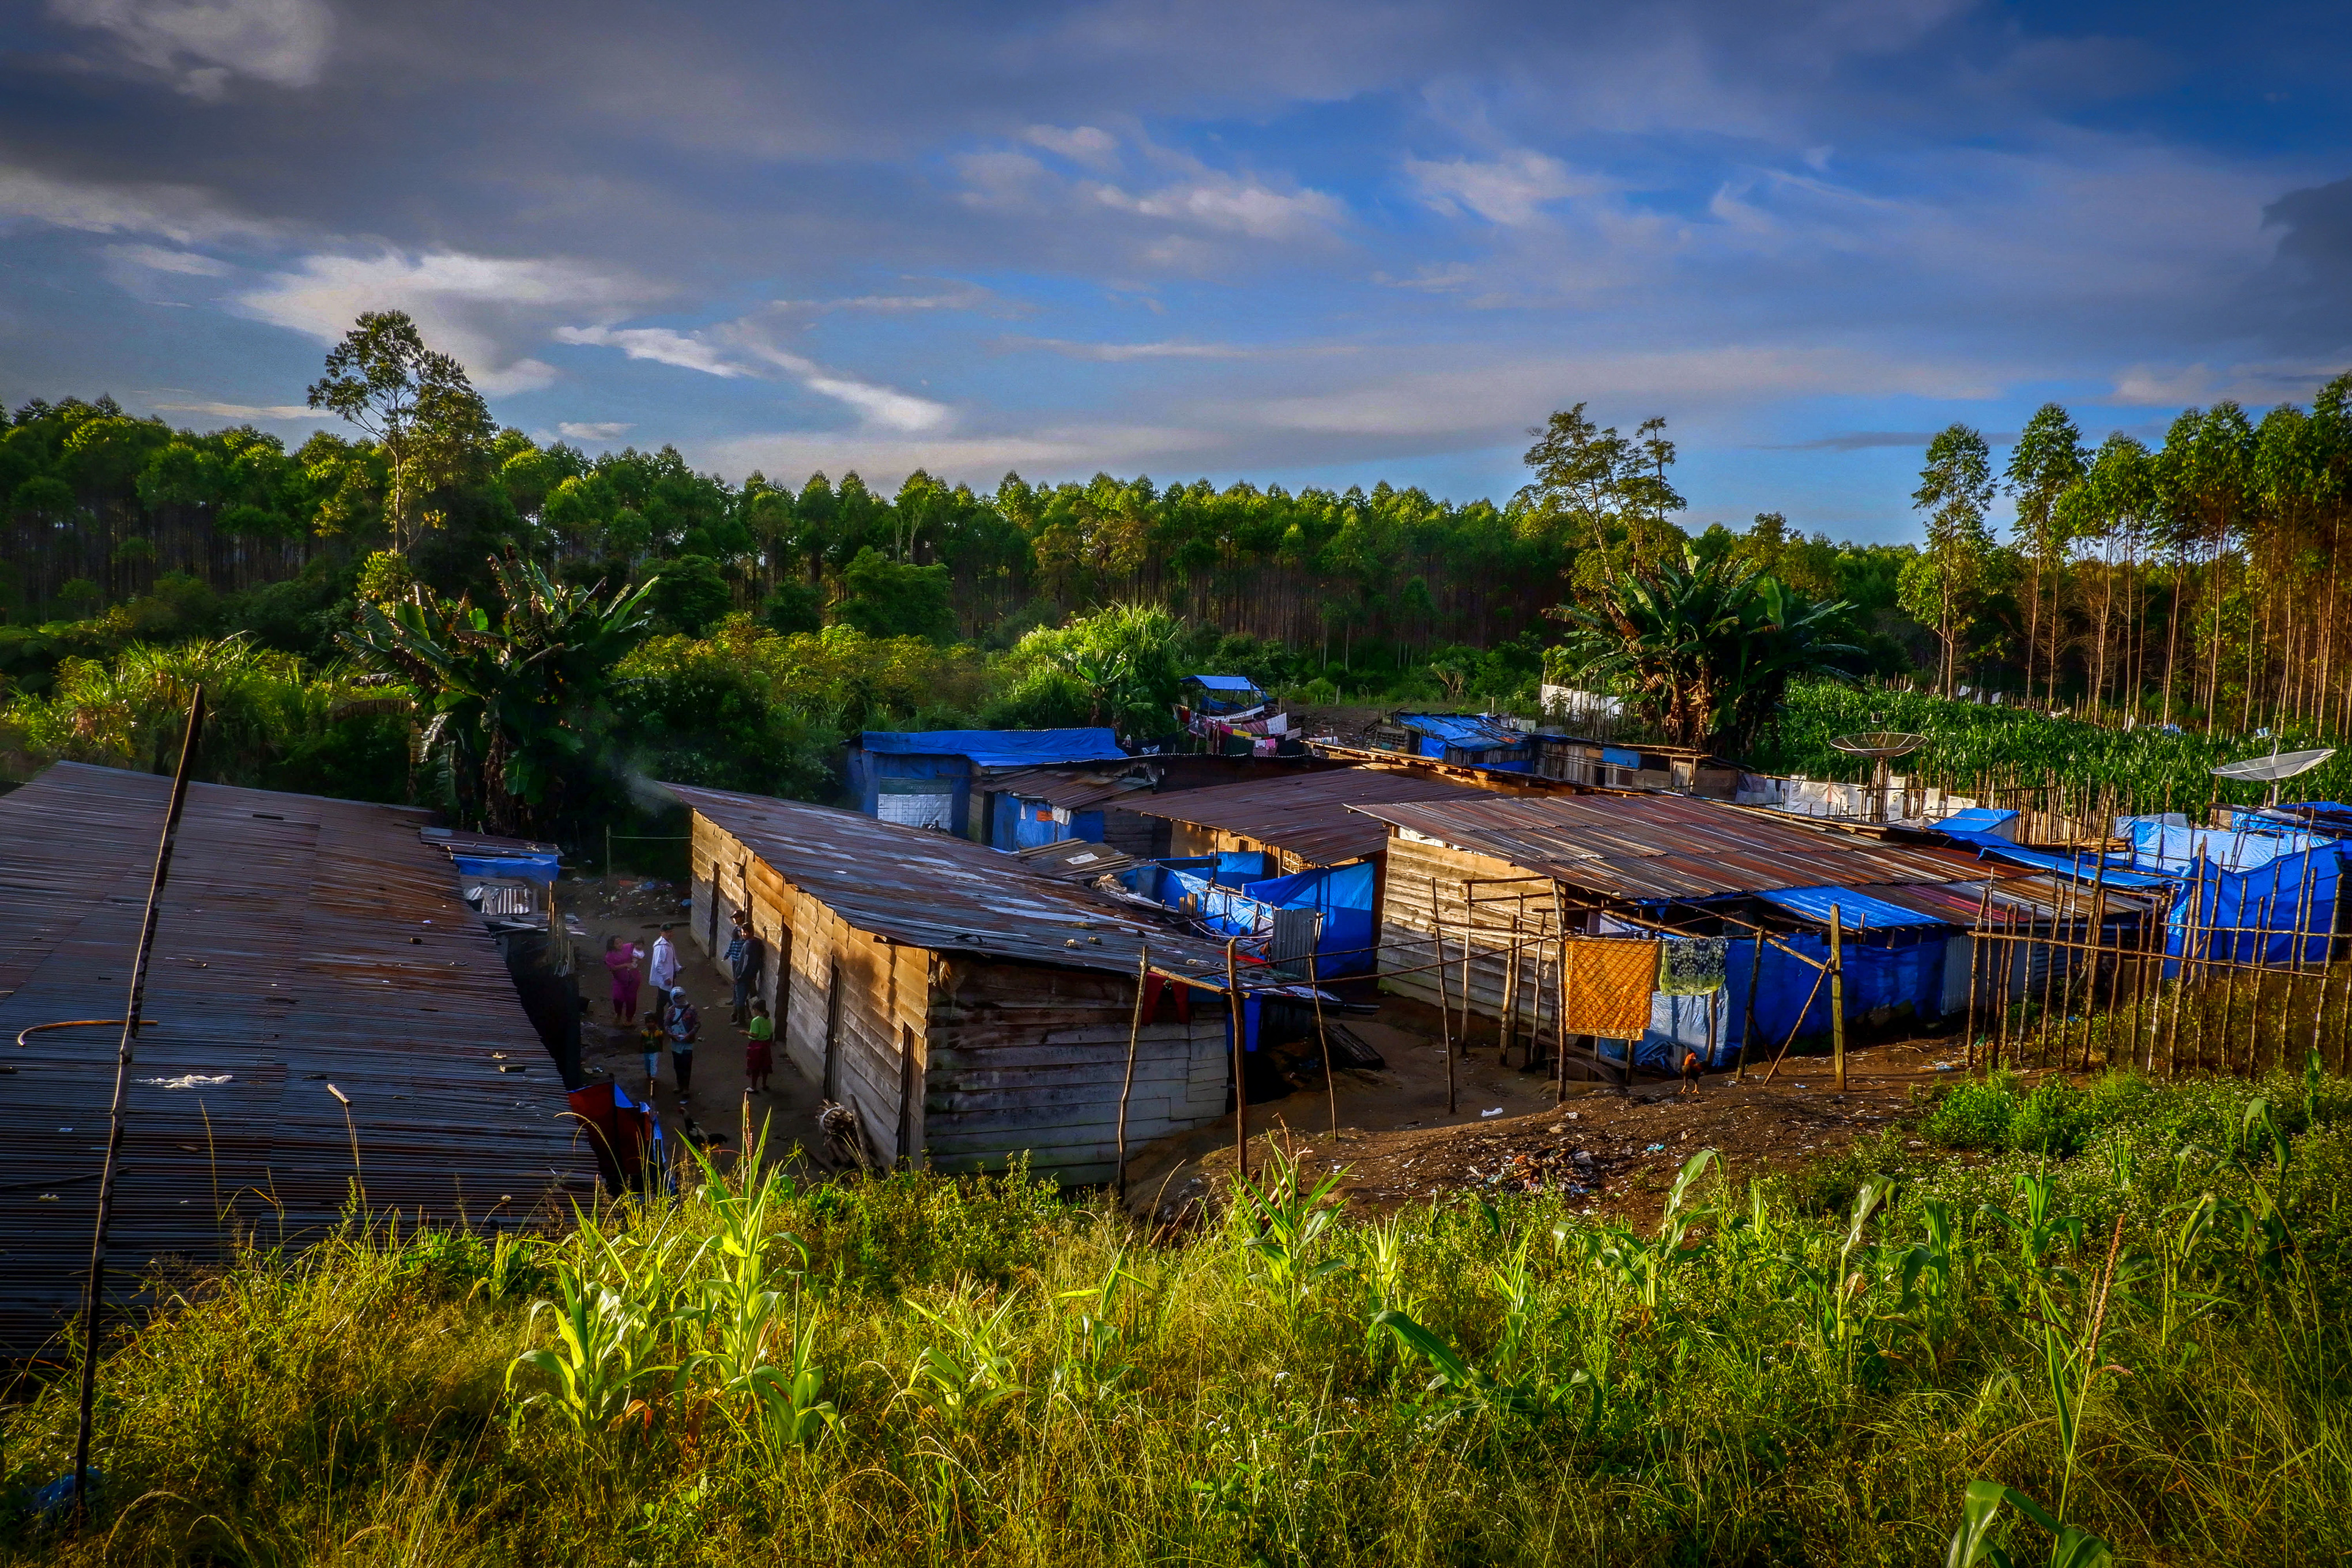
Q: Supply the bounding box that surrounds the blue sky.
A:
[3,0,2349,541]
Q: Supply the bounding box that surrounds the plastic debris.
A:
[139,1073,232,1090]
[1645,1143,1666,1153]
[1479,1107,1503,1118]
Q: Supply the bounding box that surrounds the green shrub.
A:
[2008,1080,2091,1156]
[1924,1079,2018,1149]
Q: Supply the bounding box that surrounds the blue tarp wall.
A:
[1602,928,1953,1071]
[849,728,1126,833]
[1397,713,1533,771]
[2121,820,2345,969]
[453,852,559,884]
[1135,855,1376,977]
[990,793,1107,851]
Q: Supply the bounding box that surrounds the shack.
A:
[1115,766,1495,875]
[669,783,1291,1183]
[1350,793,2039,1071]
[0,762,596,1353]
[846,728,1128,839]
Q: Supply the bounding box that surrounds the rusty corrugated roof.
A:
[0,763,597,1356]
[981,765,1158,811]
[1114,768,1489,865]
[1353,792,2006,900]
[666,783,1276,983]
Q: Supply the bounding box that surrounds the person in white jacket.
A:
[648,925,679,996]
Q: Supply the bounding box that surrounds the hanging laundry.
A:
[1657,936,1729,996]
[1561,937,1658,1038]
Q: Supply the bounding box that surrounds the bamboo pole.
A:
[74,685,204,1516]
[1430,876,1456,1116]
[1307,921,1336,1136]
[1499,899,1522,1066]
[1965,883,1992,1074]
[1735,914,1766,1084]
[1115,941,1147,1201]
[1830,904,1846,1093]
[1226,936,1248,1181]
[1552,884,1569,1105]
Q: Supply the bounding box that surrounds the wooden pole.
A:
[1307,918,1336,1135]
[1499,900,1522,1065]
[1734,913,1765,1084]
[1551,884,1570,1106]
[1829,904,1846,1093]
[1430,877,1456,1115]
[1115,942,1147,1202]
[1965,883,1992,1074]
[1226,935,1248,1181]
[74,685,205,1515]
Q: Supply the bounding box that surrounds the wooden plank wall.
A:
[1379,832,1565,1038]
[691,815,932,1166]
[924,958,1229,1185]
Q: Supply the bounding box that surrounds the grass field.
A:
[4,1067,2349,1566]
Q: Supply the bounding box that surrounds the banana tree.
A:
[1548,546,1857,755]
[342,551,657,836]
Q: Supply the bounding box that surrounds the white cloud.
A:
[554,323,750,378]
[1089,174,1343,242]
[1405,151,1605,227]
[0,162,281,245]
[556,312,952,433]
[242,249,653,394]
[956,133,1345,252]
[104,242,231,274]
[2109,360,2344,408]
[695,423,1218,492]
[557,420,633,441]
[147,397,333,419]
[1004,337,1348,361]
[1023,124,1121,171]
[51,0,334,99]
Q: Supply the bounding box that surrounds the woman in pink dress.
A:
[604,935,643,1023]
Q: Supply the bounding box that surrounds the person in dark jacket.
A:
[664,987,700,1094]
[726,909,766,1026]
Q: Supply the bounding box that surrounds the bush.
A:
[831,546,953,642]
[647,553,733,636]
[2009,1079,2092,1156]
[1924,1079,2018,1149]
[762,578,824,635]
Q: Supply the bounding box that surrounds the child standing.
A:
[638,1013,665,1094]
[744,997,775,1094]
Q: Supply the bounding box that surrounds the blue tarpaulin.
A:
[453,852,557,884]
[856,729,1126,767]
[1184,675,1261,692]
[1938,806,2020,840]
[1244,861,1379,976]
[1600,746,1642,769]
[1756,884,1947,932]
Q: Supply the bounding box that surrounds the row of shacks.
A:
[795,719,2352,1147]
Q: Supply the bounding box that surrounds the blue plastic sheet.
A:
[1184,675,1260,692]
[2163,847,2342,970]
[1243,861,1378,976]
[1608,930,1952,1070]
[453,852,557,884]
[857,728,1126,767]
[1757,884,1946,931]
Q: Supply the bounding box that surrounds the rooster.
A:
[1678,1050,1704,1097]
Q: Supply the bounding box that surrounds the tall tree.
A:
[1901,424,1997,697]
[307,311,494,556]
[1516,404,1684,561]
[2006,403,2088,707]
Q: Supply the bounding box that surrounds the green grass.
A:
[6,1073,2352,1566]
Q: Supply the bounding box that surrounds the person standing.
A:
[648,924,679,998]
[744,997,774,1094]
[604,934,643,1023]
[726,910,766,1026]
[663,986,699,1094]
[637,1012,666,1094]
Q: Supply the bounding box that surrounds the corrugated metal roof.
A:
[1354,793,2004,901]
[983,766,1158,811]
[1117,768,1486,865]
[0,763,597,1355]
[665,783,1277,983]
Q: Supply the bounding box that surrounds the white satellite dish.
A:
[2211,745,2336,806]
[2210,747,2336,784]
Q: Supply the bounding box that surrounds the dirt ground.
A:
[1122,996,1972,1229]
[555,873,1969,1209]
[563,875,825,1170]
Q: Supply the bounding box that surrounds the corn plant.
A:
[1045,1254,1135,1411]
[505,1262,680,1442]
[1229,1137,1352,1302]
[1946,1480,2115,1568]
[902,1285,1030,1435]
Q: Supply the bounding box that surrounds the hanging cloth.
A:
[1657,936,1729,996]
[1561,937,1658,1038]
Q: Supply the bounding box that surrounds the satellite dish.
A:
[2210,747,2335,784]
[1829,732,1929,823]
[2212,745,2336,808]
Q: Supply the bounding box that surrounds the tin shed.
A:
[669,783,1265,1183]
